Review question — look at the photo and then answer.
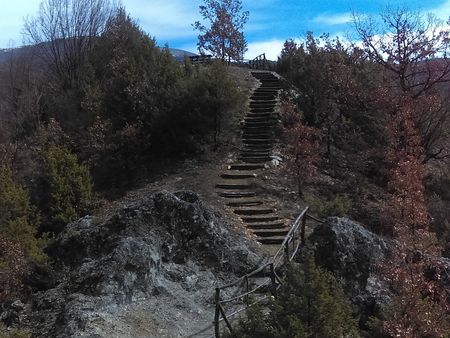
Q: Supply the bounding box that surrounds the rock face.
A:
[17,191,263,337]
[309,217,392,323]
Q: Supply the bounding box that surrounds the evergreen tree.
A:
[229,248,358,338]
[43,146,92,232]
[0,167,46,263]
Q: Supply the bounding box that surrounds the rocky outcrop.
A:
[12,190,263,338]
[310,217,450,327]
[309,217,392,323]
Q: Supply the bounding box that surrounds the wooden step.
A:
[241,215,280,223]
[218,191,256,198]
[234,208,274,215]
[247,221,286,229]
[216,183,252,190]
[242,147,272,153]
[243,139,275,144]
[249,101,277,108]
[242,133,273,139]
[257,236,285,245]
[253,228,289,237]
[244,117,275,123]
[239,157,270,164]
[226,199,263,207]
[240,151,270,157]
[220,173,256,179]
[228,164,265,170]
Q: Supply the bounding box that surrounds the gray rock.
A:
[17,190,263,337]
[309,217,392,323]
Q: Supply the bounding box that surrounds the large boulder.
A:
[310,217,450,328]
[12,190,263,337]
[309,217,392,323]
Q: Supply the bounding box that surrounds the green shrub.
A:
[0,167,46,263]
[304,194,352,218]
[228,248,358,337]
[44,146,92,232]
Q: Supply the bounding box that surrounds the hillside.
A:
[1,3,450,338]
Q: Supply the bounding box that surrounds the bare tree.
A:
[354,7,450,162]
[194,0,249,62]
[0,46,43,138]
[353,7,450,97]
[23,0,115,89]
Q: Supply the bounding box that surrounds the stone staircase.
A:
[216,71,288,245]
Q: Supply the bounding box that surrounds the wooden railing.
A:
[213,207,323,337]
[189,54,213,64]
[249,53,268,70]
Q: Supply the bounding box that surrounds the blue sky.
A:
[1,0,449,60]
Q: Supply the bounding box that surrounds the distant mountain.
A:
[165,48,197,61]
[0,45,197,65]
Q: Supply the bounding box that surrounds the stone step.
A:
[234,208,274,215]
[247,221,286,229]
[253,228,290,237]
[220,172,256,179]
[218,191,257,198]
[242,215,280,223]
[215,183,252,190]
[249,107,275,113]
[226,199,263,207]
[228,163,265,170]
[257,236,285,245]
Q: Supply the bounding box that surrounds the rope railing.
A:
[213,207,324,337]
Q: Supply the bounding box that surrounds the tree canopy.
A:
[194,0,249,62]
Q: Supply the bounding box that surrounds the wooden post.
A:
[219,304,233,334]
[269,263,277,297]
[214,288,221,338]
[284,242,290,264]
[244,275,249,303]
[301,216,307,246]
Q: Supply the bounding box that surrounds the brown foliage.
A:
[0,236,28,302]
[381,98,450,337]
[194,0,249,62]
[354,7,450,162]
[281,102,320,195]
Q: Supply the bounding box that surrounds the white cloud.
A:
[312,12,353,26]
[430,0,450,20]
[245,39,285,61]
[125,0,201,39]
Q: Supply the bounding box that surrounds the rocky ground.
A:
[6,190,267,337]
